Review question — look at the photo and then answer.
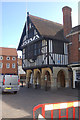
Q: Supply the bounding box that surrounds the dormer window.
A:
[6,57,10,60]
[12,57,16,61]
[0,56,3,60]
[29,23,31,29]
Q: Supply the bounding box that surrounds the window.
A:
[53,41,64,54]
[6,63,10,68]
[29,23,31,29]
[12,57,16,60]
[0,63,3,68]
[76,70,80,80]
[0,56,3,60]
[12,63,15,68]
[64,43,68,54]
[6,57,10,60]
[25,41,42,59]
[23,49,25,54]
[34,29,37,35]
[79,34,80,42]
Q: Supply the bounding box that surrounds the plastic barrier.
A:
[33,101,80,120]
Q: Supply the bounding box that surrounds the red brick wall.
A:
[0,56,18,75]
[78,40,80,62]
[68,33,79,64]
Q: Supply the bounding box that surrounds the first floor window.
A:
[0,63,3,68]
[12,63,15,68]
[64,43,68,54]
[6,63,10,68]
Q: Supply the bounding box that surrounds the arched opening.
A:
[28,72,33,88]
[57,70,65,88]
[44,71,51,91]
[35,71,41,89]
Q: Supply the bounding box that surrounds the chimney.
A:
[62,6,72,37]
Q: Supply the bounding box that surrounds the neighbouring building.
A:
[18,57,26,82]
[18,6,72,90]
[0,47,18,75]
[67,25,80,88]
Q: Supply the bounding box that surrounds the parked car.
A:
[1,75,20,94]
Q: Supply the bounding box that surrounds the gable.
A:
[18,14,69,50]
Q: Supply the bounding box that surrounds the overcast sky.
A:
[0,1,79,57]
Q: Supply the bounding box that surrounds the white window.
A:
[64,43,68,54]
[79,48,80,51]
[79,34,80,42]
[6,63,10,68]
[29,23,31,29]
[12,63,15,68]
[12,57,16,61]
[34,29,37,35]
[23,49,25,54]
[0,63,3,68]
[0,56,3,60]
[6,57,10,60]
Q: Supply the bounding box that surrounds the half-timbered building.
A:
[18,6,71,90]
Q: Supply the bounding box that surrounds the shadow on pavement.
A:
[2,87,79,118]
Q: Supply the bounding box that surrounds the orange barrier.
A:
[33,101,80,120]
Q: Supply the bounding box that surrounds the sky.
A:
[0,1,79,57]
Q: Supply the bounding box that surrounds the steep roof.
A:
[0,47,17,56]
[18,14,69,50]
[70,25,80,34]
[29,15,66,41]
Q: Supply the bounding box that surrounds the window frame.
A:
[0,63,3,68]
[0,56,3,60]
[64,43,68,55]
[12,57,16,61]
[6,57,10,60]
[6,63,10,68]
[12,63,15,68]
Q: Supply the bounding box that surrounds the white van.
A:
[2,75,20,94]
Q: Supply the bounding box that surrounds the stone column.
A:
[26,77,30,88]
[51,75,57,90]
[65,78,70,87]
[33,76,37,88]
[41,74,44,89]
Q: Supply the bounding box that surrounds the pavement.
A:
[2,86,79,119]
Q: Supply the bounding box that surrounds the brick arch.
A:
[56,69,68,79]
[42,68,53,90]
[57,69,65,88]
[42,68,52,77]
[27,70,32,78]
[33,69,41,88]
[34,69,41,77]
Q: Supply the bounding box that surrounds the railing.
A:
[33,101,80,120]
[23,54,68,68]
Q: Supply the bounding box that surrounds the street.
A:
[2,87,79,119]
